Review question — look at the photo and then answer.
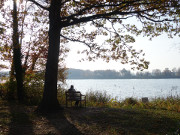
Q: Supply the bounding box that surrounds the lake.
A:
[65,79,180,100]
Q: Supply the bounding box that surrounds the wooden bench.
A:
[65,91,86,107]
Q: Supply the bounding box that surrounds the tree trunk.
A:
[38,0,62,112]
[12,0,24,102]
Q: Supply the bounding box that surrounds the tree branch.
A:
[61,0,138,21]
[61,0,179,27]
[138,13,176,22]
[60,34,96,54]
[27,0,49,11]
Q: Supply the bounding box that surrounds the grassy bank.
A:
[62,90,180,113]
[0,99,180,135]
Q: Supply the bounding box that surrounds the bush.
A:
[119,97,139,108]
[149,96,180,112]
[124,98,138,105]
[57,85,66,105]
[23,72,44,105]
[86,90,111,107]
[0,82,7,99]
[0,80,17,100]
[0,73,43,105]
[0,71,68,106]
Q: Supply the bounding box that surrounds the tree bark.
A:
[12,0,24,102]
[38,0,62,112]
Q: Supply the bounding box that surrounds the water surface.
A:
[65,79,180,100]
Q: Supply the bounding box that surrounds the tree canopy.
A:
[26,0,179,70]
[0,1,68,72]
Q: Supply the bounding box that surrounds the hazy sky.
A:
[65,34,180,72]
[65,14,180,72]
[0,2,179,72]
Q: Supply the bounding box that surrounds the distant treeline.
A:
[67,68,180,79]
[1,68,180,79]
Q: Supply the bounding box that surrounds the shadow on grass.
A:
[3,100,180,135]
[65,107,180,135]
[8,102,35,135]
[7,102,83,135]
[40,110,84,135]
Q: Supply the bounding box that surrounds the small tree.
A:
[0,1,68,101]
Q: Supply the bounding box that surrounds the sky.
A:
[0,1,180,73]
[64,13,180,73]
[65,34,180,72]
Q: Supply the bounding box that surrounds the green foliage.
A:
[86,90,111,107]
[0,74,43,105]
[122,97,138,106]
[148,96,180,112]
[0,80,17,100]
[82,91,139,108]
[83,90,180,112]
[0,72,43,105]
[0,22,4,34]
[23,70,67,105]
[0,28,4,34]
[57,85,66,105]
[23,72,44,105]
[0,67,67,105]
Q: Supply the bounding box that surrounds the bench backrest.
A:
[66,91,81,101]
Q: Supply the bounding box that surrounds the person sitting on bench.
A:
[68,85,79,107]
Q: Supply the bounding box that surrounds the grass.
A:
[0,96,180,135]
[84,90,180,112]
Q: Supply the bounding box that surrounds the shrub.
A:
[57,85,66,105]
[0,82,7,99]
[0,73,43,105]
[0,71,67,106]
[86,90,111,107]
[149,96,180,112]
[0,80,17,100]
[23,72,44,105]
[23,71,67,105]
[123,97,138,106]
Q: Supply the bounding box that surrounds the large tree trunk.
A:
[38,0,62,112]
[12,0,24,102]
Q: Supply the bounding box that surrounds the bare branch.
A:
[61,1,137,21]
[61,0,71,6]
[138,13,177,22]
[60,34,96,53]
[62,5,166,27]
[27,0,49,11]
[61,0,179,28]
[104,15,133,20]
